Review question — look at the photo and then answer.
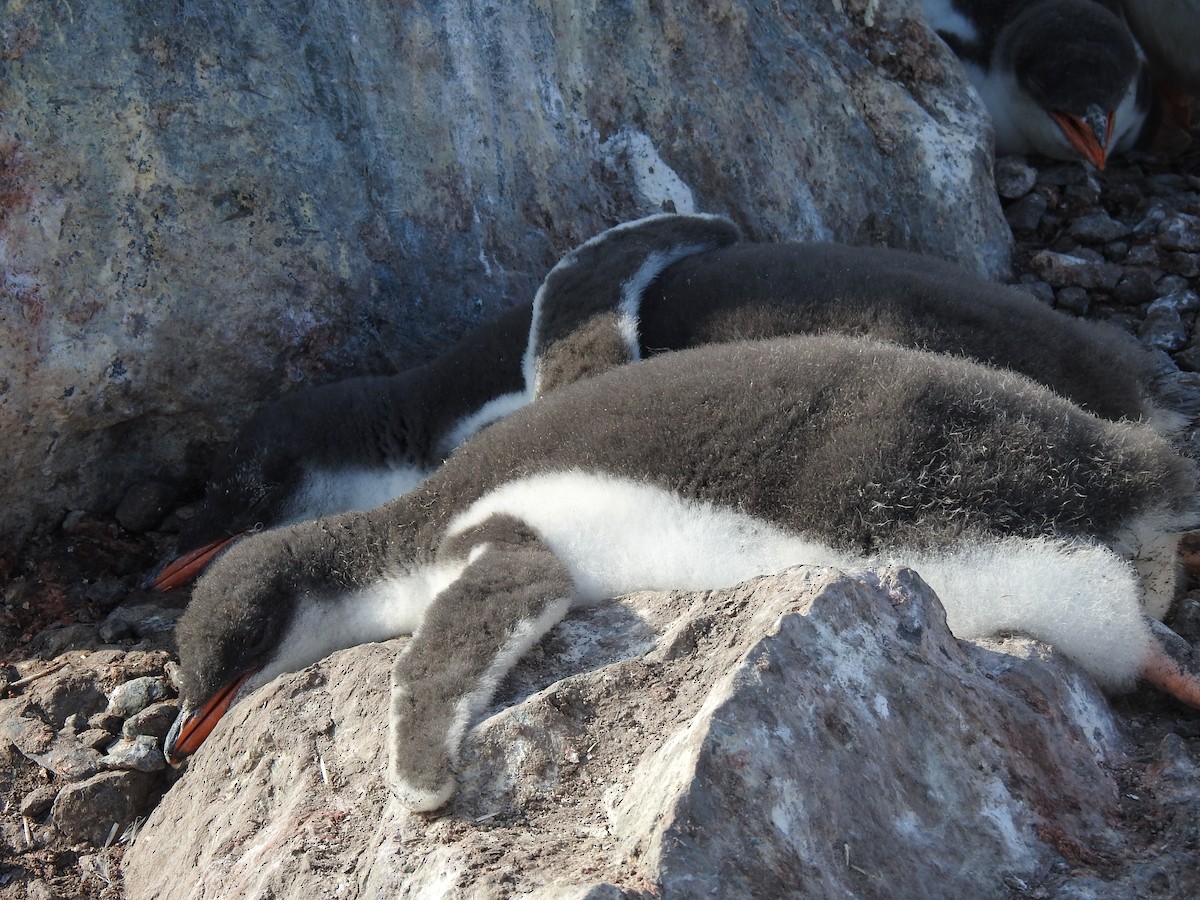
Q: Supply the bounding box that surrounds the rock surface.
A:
[121,567,1166,898]
[0,0,1009,546]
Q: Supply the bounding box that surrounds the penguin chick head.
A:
[165,519,374,763]
[173,530,307,706]
[155,380,426,591]
[1003,0,1139,167]
[190,428,304,544]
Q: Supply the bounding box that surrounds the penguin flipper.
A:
[525,213,741,397]
[387,515,576,812]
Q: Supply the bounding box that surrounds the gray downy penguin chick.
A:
[151,215,739,590]
[531,214,1189,429]
[165,334,1200,813]
[157,212,1189,589]
[920,0,1153,166]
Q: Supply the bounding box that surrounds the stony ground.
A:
[2,123,1200,898]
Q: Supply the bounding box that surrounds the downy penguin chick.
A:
[165,334,1200,813]
[151,215,739,590]
[158,213,1188,588]
[920,0,1153,166]
[531,215,1187,431]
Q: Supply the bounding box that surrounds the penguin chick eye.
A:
[245,621,271,655]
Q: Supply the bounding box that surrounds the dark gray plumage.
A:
[166,335,1199,811]
[150,302,533,590]
[158,213,1188,588]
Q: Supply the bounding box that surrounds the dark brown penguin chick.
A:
[532,215,1188,431]
[165,334,1200,813]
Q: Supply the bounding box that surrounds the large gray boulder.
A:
[0,0,1008,545]
[122,567,1164,898]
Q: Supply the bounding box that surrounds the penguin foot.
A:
[1140,620,1200,708]
[1177,531,1200,584]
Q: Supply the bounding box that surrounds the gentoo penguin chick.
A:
[151,215,740,590]
[920,0,1153,166]
[157,212,1189,589]
[165,335,1200,812]
[1121,0,1200,97]
[530,215,1187,430]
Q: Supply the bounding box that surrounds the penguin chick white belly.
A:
[446,471,1155,690]
[446,471,849,600]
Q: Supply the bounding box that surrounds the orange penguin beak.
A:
[1050,108,1115,170]
[152,536,242,591]
[165,670,256,765]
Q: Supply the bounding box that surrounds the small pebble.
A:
[1068,211,1128,244]
[78,728,117,752]
[102,735,168,773]
[1055,286,1090,315]
[84,579,129,612]
[1124,244,1161,267]
[106,676,169,718]
[97,618,133,644]
[994,157,1037,199]
[1103,240,1129,261]
[20,785,60,819]
[1064,180,1101,206]
[1004,193,1047,233]
[123,700,181,741]
[1155,289,1200,314]
[1111,270,1158,306]
[1162,252,1200,279]
[164,660,184,692]
[87,711,125,734]
[100,604,185,644]
[1172,342,1200,373]
[1158,212,1200,252]
[1159,274,1193,295]
[1139,302,1188,352]
[1014,276,1055,306]
[1031,250,1122,290]
[1134,206,1169,236]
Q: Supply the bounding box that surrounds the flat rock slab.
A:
[123,567,1130,898]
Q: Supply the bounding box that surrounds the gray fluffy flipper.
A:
[388,515,575,812]
[525,213,741,397]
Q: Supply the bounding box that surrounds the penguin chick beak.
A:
[152,536,242,591]
[164,670,256,765]
[1049,104,1114,170]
